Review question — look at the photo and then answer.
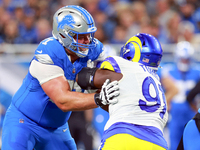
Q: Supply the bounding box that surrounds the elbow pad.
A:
[77,67,98,90]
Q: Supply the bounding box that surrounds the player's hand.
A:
[94,79,120,107]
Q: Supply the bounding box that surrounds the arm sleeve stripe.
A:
[29,60,64,85]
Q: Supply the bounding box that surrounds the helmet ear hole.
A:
[142,41,145,46]
[127,57,132,60]
[60,33,65,38]
[58,12,63,16]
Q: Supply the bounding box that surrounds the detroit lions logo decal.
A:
[57,14,75,31]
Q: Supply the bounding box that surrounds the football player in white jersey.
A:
[77,33,168,150]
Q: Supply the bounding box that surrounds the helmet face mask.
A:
[52,5,97,58]
[71,33,93,57]
[120,33,163,70]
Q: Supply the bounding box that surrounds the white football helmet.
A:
[52,5,97,58]
[175,41,194,72]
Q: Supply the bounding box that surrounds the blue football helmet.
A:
[52,5,97,58]
[175,41,194,72]
[120,33,163,70]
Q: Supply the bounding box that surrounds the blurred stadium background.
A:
[0,0,200,149]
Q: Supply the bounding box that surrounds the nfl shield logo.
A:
[72,68,75,74]
[19,119,24,123]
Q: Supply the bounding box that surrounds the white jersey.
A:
[101,56,168,132]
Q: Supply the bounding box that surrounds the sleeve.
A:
[187,80,200,103]
[29,59,64,85]
[33,37,65,68]
[100,57,121,73]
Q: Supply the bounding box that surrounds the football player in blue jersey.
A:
[177,80,200,150]
[1,5,120,150]
[77,33,169,150]
[160,41,200,150]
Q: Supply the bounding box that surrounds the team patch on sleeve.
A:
[100,57,121,73]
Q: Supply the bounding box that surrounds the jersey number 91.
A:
[139,76,167,119]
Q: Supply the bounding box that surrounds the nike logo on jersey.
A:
[37,50,43,53]
[62,128,68,132]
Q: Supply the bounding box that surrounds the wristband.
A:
[94,93,104,107]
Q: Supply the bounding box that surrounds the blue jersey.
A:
[161,63,200,150]
[162,64,200,104]
[11,37,102,128]
[182,109,200,150]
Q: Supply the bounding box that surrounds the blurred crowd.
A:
[0,0,200,149]
[0,0,200,47]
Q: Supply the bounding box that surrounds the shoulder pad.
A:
[100,57,121,73]
[36,37,66,59]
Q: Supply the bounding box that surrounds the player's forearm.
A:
[165,89,178,103]
[162,77,179,103]
[56,92,98,112]
[42,76,98,112]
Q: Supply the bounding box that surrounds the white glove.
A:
[94,79,120,107]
